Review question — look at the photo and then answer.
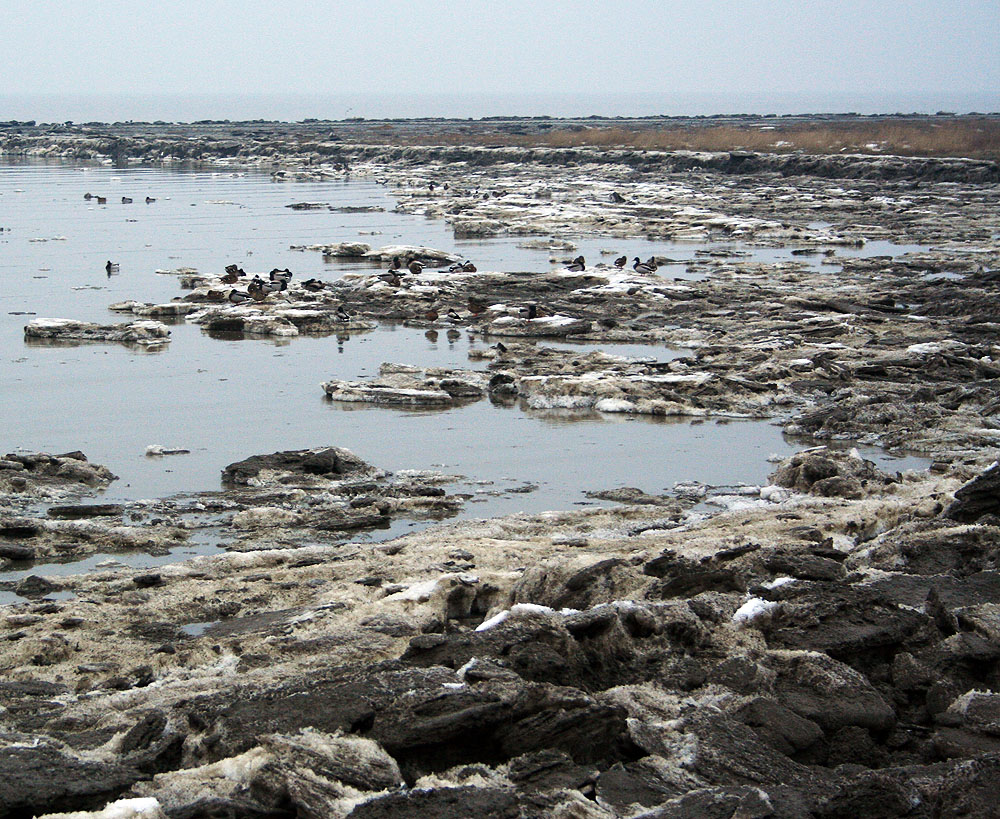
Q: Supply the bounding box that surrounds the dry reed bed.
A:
[363,118,1000,159]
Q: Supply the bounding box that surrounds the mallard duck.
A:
[566,256,586,272]
[228,289,251,304]
[614,255,627,268]
[105,260,119,275]
[632,257,655,274]
[408,259,426,275]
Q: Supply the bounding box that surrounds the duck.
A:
[224,263,245,277]
[269,268,292,283]
[424,307,439,322]
[336,305,352,322]
[566,256,586,272]
[467,296,488,315]
[303,278,325,292]
[519,303,538,320]
[145,196,156,204]
[121,196,133,204]
[260,279,285,295]
[105,260,119,275]
[446,308,463,323]
[632,257,656,274]
[375,272,402,287]
[645,256,659,271]
[493,341,508,354]
[408,259,426,275]
[390,256,403,270]
[96,196,107,205]
[83,193,93,200]
[614,255,627,268]
[228,289,252,304]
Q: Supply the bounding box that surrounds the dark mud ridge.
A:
[1,119,998,183]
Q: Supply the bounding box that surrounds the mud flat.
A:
[2,121,1000,817]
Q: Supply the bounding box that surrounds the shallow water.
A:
[2,161,929,546]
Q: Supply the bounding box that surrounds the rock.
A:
[47,504,122,519]
[734,698,825,761]
[222,446,378,485]
[0,542,36,560]
[24,318,170,346]
[764,651,896,733]
[0,740,142,817]
[946,462,1000,522]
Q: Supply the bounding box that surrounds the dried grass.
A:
[362,119,1000,160]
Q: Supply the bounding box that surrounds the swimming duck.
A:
[614,255,627,268]
[105,260,119,275]
[408,259,426,275]
[632,257,655,274]
[145,196,156,204]
[121,196,133,204]
[83,193,93,200]
[566,256,586,272]
[96,196,107,205]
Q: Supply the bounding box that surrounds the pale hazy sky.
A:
[7,0,998,97]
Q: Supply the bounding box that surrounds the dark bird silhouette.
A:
[121,196,133,204]
[269,268,292,283]
[105,260,119,276]
[424,307,439,322]
[145,196,156,204]
[391,256,402,270]
[96,196,107,205]
[614,255,627,268]
[303,278,325,292]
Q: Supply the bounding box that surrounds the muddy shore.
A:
[2,120,1000,818]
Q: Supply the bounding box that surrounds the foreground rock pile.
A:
[2,446,1000,817]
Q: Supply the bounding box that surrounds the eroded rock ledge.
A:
[3,447,1000,817]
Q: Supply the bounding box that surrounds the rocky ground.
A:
[2,121,1000,818]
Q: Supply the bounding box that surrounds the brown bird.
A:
[467,296,488,315]
[424,307,439,322]
[614,255,627,268]
[408,259,426,275]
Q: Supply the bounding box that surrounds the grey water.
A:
[1,161,932,598]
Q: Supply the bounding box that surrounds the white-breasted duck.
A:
[566,256,586,272]
[632,257,655,274]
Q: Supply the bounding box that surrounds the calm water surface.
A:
[1,162,927,520]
